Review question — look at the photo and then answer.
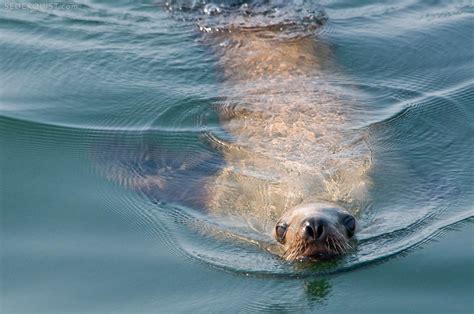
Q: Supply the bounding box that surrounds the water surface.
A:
[1,0,473,312]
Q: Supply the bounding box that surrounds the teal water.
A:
[1,0,473,312]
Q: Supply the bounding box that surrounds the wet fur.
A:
[202,32,371,233]
[96,24,370,260]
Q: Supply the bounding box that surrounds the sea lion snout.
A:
[273,202,357,261]
[302,217,327,241]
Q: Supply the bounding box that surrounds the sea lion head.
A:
[272,202,357,261]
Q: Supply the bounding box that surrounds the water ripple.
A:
[1,0,473,277]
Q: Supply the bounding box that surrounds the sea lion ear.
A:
[274,222,288,243]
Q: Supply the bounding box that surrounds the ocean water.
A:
[1,0,473,312]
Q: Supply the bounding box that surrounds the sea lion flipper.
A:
[92,137,222,209]
[200,130,250,159]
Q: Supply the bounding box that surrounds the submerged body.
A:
[100,2,372,260]
[202,32,371,259]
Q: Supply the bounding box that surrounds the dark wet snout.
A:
[303,218,327,242]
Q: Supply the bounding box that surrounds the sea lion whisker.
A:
[325,236,331,251]
[328,237,336,252]
[334,236,346,254]
[332,229,350,252]
[329,236,339,254]
[333,237,343,254]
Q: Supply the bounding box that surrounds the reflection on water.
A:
[1,0,473,312]
[305,279,332,303]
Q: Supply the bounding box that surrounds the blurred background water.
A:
[1,0,473,312]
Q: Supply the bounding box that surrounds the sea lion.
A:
[99,1,371,261]
[190,3,371,260]
[197,30,370,259]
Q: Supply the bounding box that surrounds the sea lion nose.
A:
[303,219,326,241]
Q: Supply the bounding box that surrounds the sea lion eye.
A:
[275,224,287,242]
[342,215,356,238]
